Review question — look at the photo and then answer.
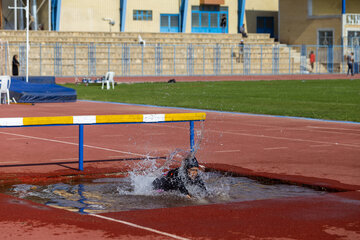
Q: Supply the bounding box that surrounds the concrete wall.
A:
[279,0,342,45]
[125,0,181,32]
[244,0,278,37]
[312,0,360,15]
[59,0,120,32]
[246,0,278,11]
[312,0,341,16]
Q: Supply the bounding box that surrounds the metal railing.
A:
[1,42,360,77]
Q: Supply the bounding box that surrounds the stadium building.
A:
[279,0,360,46]
[0,0,278,37]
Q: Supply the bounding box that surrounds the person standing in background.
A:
[309,51,315,72]
[346,52,354,76]
[12,55,20,76]
[220,14,227,33]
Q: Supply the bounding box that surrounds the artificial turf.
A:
[65,79,360,122]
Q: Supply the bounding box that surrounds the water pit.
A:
[2,170,327,214]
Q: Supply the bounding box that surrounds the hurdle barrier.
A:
[0,112,206,171]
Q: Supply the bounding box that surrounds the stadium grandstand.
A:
[0,0,358,79]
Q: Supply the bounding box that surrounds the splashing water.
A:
[1,125,326,214]
[3,167,326,214]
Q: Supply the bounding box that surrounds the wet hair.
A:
[183,156,199,170]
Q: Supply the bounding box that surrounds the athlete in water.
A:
[152,156,207,198]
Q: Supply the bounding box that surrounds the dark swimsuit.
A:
[152,167,207,196]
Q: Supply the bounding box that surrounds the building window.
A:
[133,10,152,21]
[191,5,228,33]
[318,30,333,46]
[348,31,360,46]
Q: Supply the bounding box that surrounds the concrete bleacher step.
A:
[1,30,310,76]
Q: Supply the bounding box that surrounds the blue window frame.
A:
[133,10,152,21]
[191,5,228,33]
[160,14,180,33]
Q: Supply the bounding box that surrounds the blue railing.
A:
[2,43,360,77]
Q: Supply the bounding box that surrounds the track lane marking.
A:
[6,137,29,140]
[149,124,360,148]
[54,136,77,139]
[90,214,190,240]
[306,125,360,132]
[215,150,241,153]
[209,129,360,148]
[310,144,333,148]
[264,147,288,150]
[0,131,152,158]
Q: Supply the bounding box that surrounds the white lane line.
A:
[215,150,241,153]
[209,129,360,148]
[150,123,360,148]
[54,136,77,139]
[264,147,288,150]
[144,133,166,136]
[102,134,125,137]
[310,144,333,148]
[90,214,190,240]
[306,126,360,132]
[0,161,20,164]
[107,155,127,158]
[0,131,152,158]
[6,137,29,140]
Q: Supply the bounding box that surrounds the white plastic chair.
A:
[101,72,115,90]
[0,75,11,104]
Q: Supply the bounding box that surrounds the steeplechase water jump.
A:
[0,0,359,239]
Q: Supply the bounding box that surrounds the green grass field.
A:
[65,79,360,122]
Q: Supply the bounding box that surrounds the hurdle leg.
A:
[190,121,194,152]
[79,124,84,171]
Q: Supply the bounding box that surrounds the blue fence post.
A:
[260,45,263,74]
[122,43,130,76]
[108,44,111,73]
[155,43,163,76]
[187,44,194,76]
[39,43,42,75]
[272,45,279,74]
[327,45,334,73]
[142,44,144,76]
[189,121,194,152]
[355,46,360,74]
[316,46,319,73]
[203,45,205,75]
[54,43,62,76]
[19,44,26,76]
[213,43,221,75]
[74,44,77,76]
[88,43,96,76]
[173,45,176,75]
[231,46,233,75]
[5,42,8,75]
[79,124,84,171]
[288,46,291,74]
[243,45,250,75]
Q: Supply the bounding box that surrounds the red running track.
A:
[0,101,359,239]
